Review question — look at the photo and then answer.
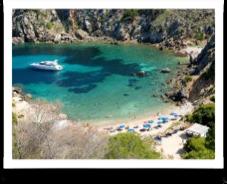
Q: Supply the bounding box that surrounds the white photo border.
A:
[4,0,224,168]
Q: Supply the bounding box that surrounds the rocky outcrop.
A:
[114,25,130,41]
[12,9,214,49]
[165,34,215,104]
[165,89,188,102]
[12,37,24,45]
[188,35,215,102]
[75,29,89,40]
[190,35,215,75]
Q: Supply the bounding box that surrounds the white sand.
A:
[98,101,194,134]
[155,130,188,159]
[179,46,203,59]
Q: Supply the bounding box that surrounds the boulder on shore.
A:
[12,37,24,45]
[75,29,89,40]
[165,89,188,102]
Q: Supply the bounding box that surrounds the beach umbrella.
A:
[128,128,135,132]
[119,124,125,129]
[143,123,151,128]
[171,112,179,116]
[159,115,168,119]
[159,115,169,122]
[148,120,154,124]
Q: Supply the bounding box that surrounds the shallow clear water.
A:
[12,43,184,124]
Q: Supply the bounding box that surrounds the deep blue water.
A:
[12,43,184,124]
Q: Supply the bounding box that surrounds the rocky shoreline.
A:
[12,35,210,108]
[164,34,215,106]
[12,31,205,58]
[12,9,214,55]
[12,9,215,109]
[12,85,193,130]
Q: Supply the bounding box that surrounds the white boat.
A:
[30,60,63,71]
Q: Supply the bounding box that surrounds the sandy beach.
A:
[13,90,194,133]
[13,87,195,160]
[97,101,193,133]
[155,129,187,159]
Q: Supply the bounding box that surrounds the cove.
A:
[12,42,185,124]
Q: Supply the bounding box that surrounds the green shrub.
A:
[184,136,206,152]
[210,96,215,102]
[182,148,215,159]
[187,103,215,127]
[195,32,205,41]
[12,112,18,125]
[18,114,24,119]
[184,75,192,83]
[46,22,53,29]
[105,133,161,159]
[182,137,214,159]
[205,124,215,150]
[185,103,215,157]
[121,10,139,21]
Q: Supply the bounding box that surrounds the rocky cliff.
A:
[188,34,215,103]
[12,9,215,105]
[165,34,215,104]
[12,9,214,50]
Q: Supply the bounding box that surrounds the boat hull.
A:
[30,64,63,71]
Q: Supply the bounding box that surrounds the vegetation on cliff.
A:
[105,133,161,159]
[182,136,214,159]
[187,103,215,127]
[12,9,214,49]
[12,9,216,160]
[182,103,215,159]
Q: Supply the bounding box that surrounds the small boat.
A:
[30,60,63,71]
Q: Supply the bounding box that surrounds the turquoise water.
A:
[12,43,183,124]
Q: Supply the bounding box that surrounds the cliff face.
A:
[188,35,215,103]
[164,34,215,104]
[12,9,214,50]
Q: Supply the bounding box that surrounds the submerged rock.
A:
[25,93,32,99]
[134,71,147,77]
[160,68,171,73]
[134,86,142,90]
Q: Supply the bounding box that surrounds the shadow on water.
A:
[56,70,111,94]
[13,45,143,94]
[13,67,59,84]
[68,84,97,94]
